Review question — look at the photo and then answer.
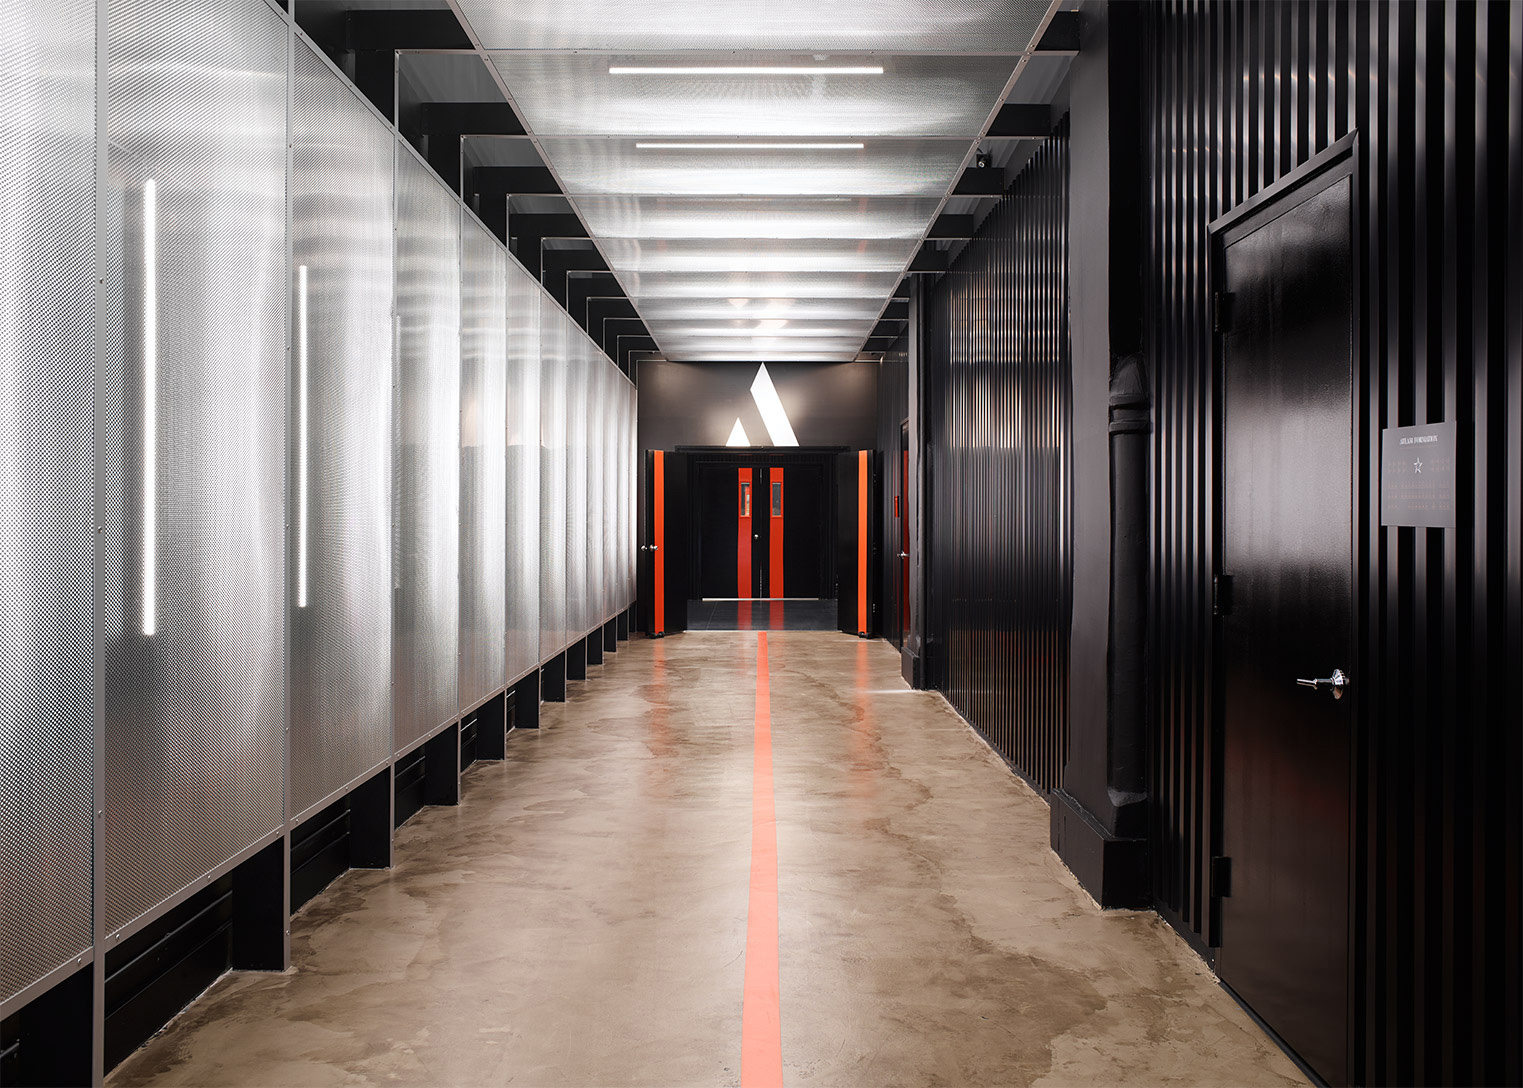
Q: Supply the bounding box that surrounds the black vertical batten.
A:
[923,120,1072,794]
[1141,2,1521,1083]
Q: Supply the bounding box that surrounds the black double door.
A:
[693,455,830,600]
[1214,141,1356,1086]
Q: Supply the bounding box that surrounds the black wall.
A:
[923,119,1073,794]
[636,360,878,452]
[1140,2,1520,1084]
[876,337,909,645]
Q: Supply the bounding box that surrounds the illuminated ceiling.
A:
[449,0,1062,362]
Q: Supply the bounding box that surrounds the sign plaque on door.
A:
[1380,421,1458,528]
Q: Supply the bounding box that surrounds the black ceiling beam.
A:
[882,299,909,319]
[470,167,561,196]
[564,268,617,324]
[952,169,1005,197]
[510,214,587,239]
[907,247,949,274]
[618,335,659,375]
[586,297,638,336]
[418,103,525,137]
[342,10,472,121]
[871,318,906,338]
[601,317,649,357]
[1033,11,1081,54]
[865,336,899,351]
[928,213,975,239]
[986,104,1053,140]
[344,10,471,50]
[545,257,612,310]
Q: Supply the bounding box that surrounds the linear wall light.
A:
[142,179,157,638]
[296,263,309,609]
[634,142,865,150]
[609,65,883,76]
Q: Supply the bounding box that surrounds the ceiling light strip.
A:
[633,141,865,150]
[609,65,883,75]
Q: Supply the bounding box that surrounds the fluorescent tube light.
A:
[297,263,309,609]
[142,180,157,638]
[633,141,865,150]
[609,65,883,76]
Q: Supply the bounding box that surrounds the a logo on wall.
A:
[726,364,799,447]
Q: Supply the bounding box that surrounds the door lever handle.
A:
[1295,668,1350,700]
[897,551,909,559]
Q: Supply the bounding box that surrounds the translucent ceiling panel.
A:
[620,270,900,299]
[633,296,890,322]
[539,138,968,196]
[457,0,1051,52]
[660,336,867,357]
[573,196,941,240]
[663,349,864,362]
[652,320,877,341]
[490,53,1018,138]
[598,238,917,274]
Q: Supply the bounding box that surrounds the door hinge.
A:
[1213,573,1234,616]
[1213,291,1235,333]
[1210,855,1233,898]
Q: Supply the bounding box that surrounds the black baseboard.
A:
[1049,788,1150,909]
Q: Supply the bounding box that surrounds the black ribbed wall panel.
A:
[924,121,1072,793]
[1141,3,1521,1083]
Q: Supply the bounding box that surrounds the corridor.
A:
[110,633,1303,1087]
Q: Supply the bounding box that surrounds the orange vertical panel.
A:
[769,467,784,599]
[737,467,752,599]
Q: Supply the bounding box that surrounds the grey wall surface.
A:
[636,360,878,451]
[539,297,569,656]
[289,39,395,820]
[0,0,97,1007]
[100,0,288,937]
[393,149,461,754]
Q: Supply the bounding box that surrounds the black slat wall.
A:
[877,335,909,646]
[1141,3,1521,1084]
[924,120,1072,793]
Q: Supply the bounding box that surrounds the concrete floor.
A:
[110,632,1307,1087]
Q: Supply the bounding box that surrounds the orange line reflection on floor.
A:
[741,631,783,1088]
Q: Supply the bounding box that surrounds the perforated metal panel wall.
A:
[504,263,541,682]
[586,352,606,625]
[289,42,393,818]
[394,150,460,752]
[101,0,287,935]
[459,218,507,709]
[538,297,569,657]
[0,0,96,1003]
[565,338,590,637]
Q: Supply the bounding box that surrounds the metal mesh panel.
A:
[289,42,394,817]
[536,137,968,197]
[586,355,605,624]
[457,0,1051,52]
[601,363,618,618]
[538,296,568,657]
[504,261,541,682]
[102,0,287,934]
[571,195,941,240]
[565,337,590,637]
[489,53,1018,139]
[621,270,898,299]
[597,237,918,274]
[0,0,96,1000]
[459,218,507,709]
[393,151,460,752]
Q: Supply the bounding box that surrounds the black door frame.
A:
[1206,132,1363,1086]
[678,446,846,603]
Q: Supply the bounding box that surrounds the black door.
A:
[1214,141,1356,1086]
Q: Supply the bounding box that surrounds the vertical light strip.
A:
[141,180,157,638]
[297,263,309,608]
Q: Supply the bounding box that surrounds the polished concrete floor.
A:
[110,632,1306,1087]
[687,598,839,631]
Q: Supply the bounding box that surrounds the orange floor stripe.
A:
[741,632,783,1088]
